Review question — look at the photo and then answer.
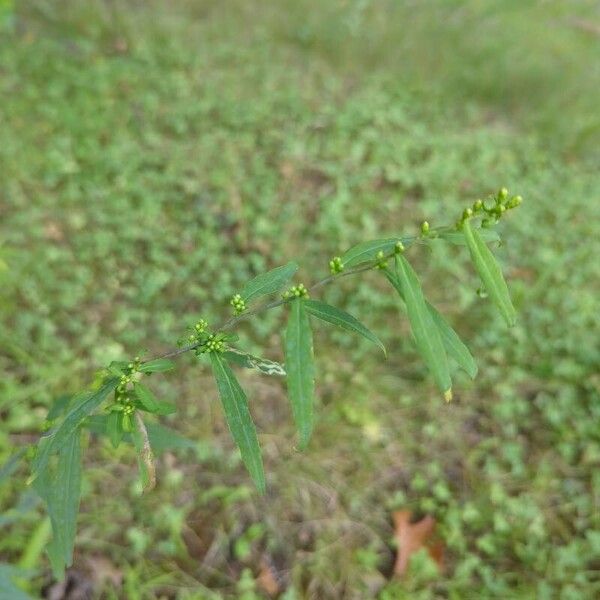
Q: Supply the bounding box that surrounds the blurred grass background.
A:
[1,0,599,598]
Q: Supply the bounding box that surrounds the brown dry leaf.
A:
[257,556,281,598]
[392,509,444,576]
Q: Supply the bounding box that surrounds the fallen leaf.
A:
[257,556,281,597]
[392,510,444,576]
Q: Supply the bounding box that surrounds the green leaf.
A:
[439,228,501,245]
[209,352,265,493]
[133,382,160,412]
[138,358,176,373]
[240,262,298,303]
[341,237,411,268]
[304,299,386,356]
[32,378,118,478]
[285,298,315,448]
[106,411,123,448]
[426,302,477,378]
[46,395,72,421]
[32,429,82,580]
[85,417,195,454]
[384,269,476,379]
[152,401,177,415]
[462,219,516,327]
[0,449,26,485]
[223,349,286,376]
[0,564,33,600]
[389,256,452,396]
[144,423,196,454]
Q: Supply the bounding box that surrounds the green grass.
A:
[1,1,599,598]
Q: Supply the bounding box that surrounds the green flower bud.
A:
[394,241,405,254]
[473,199,483,211]
[420,221,430,235]
[507,195,522,209]
[499,187,508,200]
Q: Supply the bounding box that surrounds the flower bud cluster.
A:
[107,356,141,422]
[230,293,246,315]
[375,250,388,270]
[458,187,523,228]
[187,319,208,344]
[282,283,309,300]
[329,256,344,274]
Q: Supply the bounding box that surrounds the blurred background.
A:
[1,1,599,598]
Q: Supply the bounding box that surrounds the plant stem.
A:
[143,226,453,363]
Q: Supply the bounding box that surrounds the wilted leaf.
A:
[240,262,298,303]
[285,298,315,449]
[210,352,265,493]
[132,413,156,492]
[224,348,286,376]
[462,219,516,327]
[392,510,444,576]
[257,556,281,597]
[304,299,386,356]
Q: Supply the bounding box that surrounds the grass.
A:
[1,0,599,598]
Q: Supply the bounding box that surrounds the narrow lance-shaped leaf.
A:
[385,269,477,379]
[85,417,196,454]
[32,429,82,580]
[209,352,265,493]
[439,228,501,246]
[304,299,386,356]
[138,358,175,373]
[391,255,452,398]
[341,237,412,268]
[106,411,123,448]
[462,219,516,327]
[426,301,477,379]
[32,378,118,478]
[285,298,315,448]
[240,262,298,303]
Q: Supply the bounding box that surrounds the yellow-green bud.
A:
[507,195,522,209]
[421,221,430,235]
[394,241,405,254]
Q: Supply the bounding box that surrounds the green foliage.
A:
[1,1,598,596]
[462,219,517,327]
[304,299,386,356]
[31,379,117,477]
[387,255,452,397]
[209,352,265,494]
[285,298,316,449]
[32,430,82,579]
[239,261,299,303]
